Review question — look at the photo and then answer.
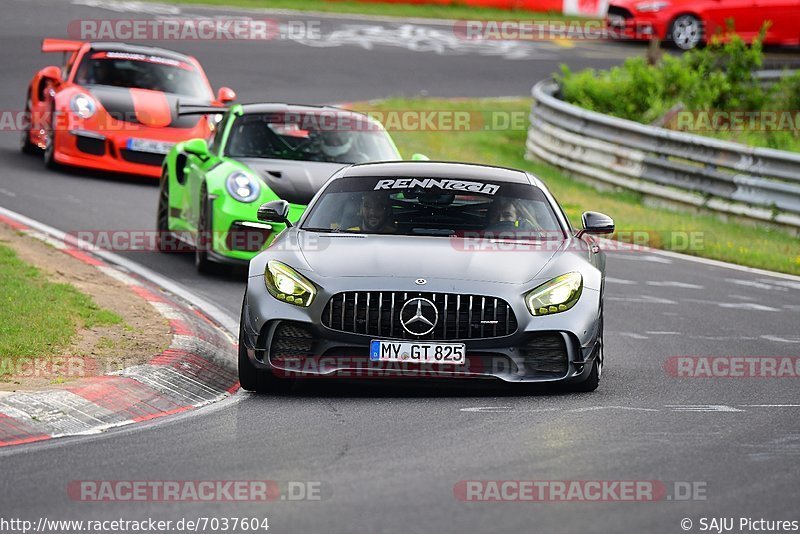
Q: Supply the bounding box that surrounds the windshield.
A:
[74,51,211,99]
[224,112,400,164]
[302,176,565,239]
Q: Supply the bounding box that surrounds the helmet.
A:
[320,131,353,158]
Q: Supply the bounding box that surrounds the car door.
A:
[700,0,761,41]
[753,0,800,44]
[179,116,226,238]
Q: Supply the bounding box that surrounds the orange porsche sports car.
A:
[21,39,236,178]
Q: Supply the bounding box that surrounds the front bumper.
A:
[205,198,306,265]
[48,124,205,178]
[241,276,602,384]
[605,12,668,41]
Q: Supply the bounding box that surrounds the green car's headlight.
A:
[264,260,316,307]
[226,171,261,203]
[525,272,583,316]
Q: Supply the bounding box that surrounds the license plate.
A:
[370,340,466,365]
[126,138,175,154]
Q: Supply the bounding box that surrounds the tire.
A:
[238,298,294,393]
[195,188,216,274]
[669,14,703,50]
[156,170,174,253]
[571,309,603,393]
[20,97,38,155]
[43,104,59,169]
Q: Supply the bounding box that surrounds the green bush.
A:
[557,30,799,151]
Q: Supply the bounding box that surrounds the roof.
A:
[236,102,372,118]
[340,161,531,184]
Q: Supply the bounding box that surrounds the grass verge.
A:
[164,0,594,22]
[0,243,121,363]
[355,97,800,276]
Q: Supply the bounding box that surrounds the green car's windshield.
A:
[302,176,565,239]
[224,112,399,164]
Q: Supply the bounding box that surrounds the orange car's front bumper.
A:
[45,120,209,178]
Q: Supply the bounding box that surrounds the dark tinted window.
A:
[303,176,564,239]
[224,112,400,164]
[74,52,211,99]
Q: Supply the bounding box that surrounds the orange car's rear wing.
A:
[41,39,84,53]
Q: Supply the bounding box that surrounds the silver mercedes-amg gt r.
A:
[239,161,614,392]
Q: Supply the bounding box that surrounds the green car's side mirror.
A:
[184,138,209,157]
[411,153,430,161]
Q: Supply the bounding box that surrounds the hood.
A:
[238,159,347,205]
[85,85,209,128]
[295,233,563,285]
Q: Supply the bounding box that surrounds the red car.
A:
[606,0,800,49]
[21,39,236,177]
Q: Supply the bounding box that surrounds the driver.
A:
[486,198,521,232]
[485,198,543,234]
[320,130,363,163]
[348,192,396,233]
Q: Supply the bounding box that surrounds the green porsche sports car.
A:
[157,103,419,272]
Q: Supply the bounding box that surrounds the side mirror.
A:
[183,138,209,157]
[578,211,614,237]
[217,87,236,104]
[40,65,62,83]
[411,153,430,161]
[257,200,292,227]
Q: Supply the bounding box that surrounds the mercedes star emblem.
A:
[399,297,438,336]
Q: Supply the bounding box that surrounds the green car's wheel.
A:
[156,171,173,253]
[195,187,216,274]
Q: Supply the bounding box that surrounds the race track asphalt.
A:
[0,2,798,533]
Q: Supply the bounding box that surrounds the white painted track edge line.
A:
[0,206,238,335]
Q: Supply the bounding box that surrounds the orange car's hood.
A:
[85,85,209,129]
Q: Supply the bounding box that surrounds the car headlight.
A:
[525,272,583,316]
[226,171,260,203]
[264,260,316,307]
[70,94,96,119]
[635,1,669,12]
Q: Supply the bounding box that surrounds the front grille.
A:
[607,6,633,19]
[75,135,105,155]
[322,291,518,340]
[268,322,314,360]
[120,149,165,166]
[519,333,568,377]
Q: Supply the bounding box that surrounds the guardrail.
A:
[525,78,800,229]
